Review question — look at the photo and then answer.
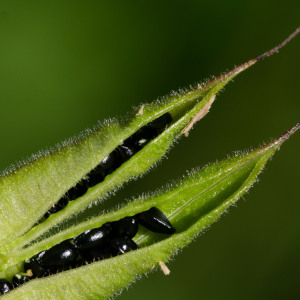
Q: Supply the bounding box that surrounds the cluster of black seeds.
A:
[0,207,175,295]
[44,112,173,219]
[0,113,173,295]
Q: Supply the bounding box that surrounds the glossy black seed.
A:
[86,151,121,179]
[43,196,70,219]
[102,151,122,175]
[117,144,136,163]
[145,112,173,132]
[43,206,59,219]
[68,259,86,269]
[122,113,173,152]
[0,279,13,295]
[124,134,152,151]
[65,181,88,201]
[64,188,77,201]
[57,196,70,208]
[85,169,105,188]
[135,137,151,149]
[44,180,89,219]
[110,237,138,255]
[137,207,176,234]
[24,258,50,278]
[12,274,30,287]
[100,152,118,171]
[85,157,113,188]
[73,223,112,250]
[124,128,155,148]
[80,245,112,262]
[36,240,78,268]
[111,216,139,239]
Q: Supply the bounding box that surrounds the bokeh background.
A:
[0,1,299,299]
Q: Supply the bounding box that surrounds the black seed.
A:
[124,128,155,148]
[111,216,139,239]
[110,237,138,255]
[103,151,122,175]
[135,137,151,149]
[73,223,112,250]
[117,144,136,163]
[44,181,89,219]
[145,112,173,133]
[24,258,50,278]
[122,113,173,152]
[12,274,30,287]
[125,134,152,151]
[64,187,77,201]
[87,151,121,179]
[57,196,70,208]
[65,181,88,201]
[85,157,114,188]
[43,198,68,219]
[43,206,59,219]
[138,127,159,139]
[80,246,112,262]
[0,278,13,295]
[100,152,118,171]
[137,207,176,234]
[36,240,78,268]
[68,259,86,269]
[85,169,105,188]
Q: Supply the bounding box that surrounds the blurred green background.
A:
[0,1,299,299]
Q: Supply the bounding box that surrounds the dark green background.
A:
[0,1,299,299]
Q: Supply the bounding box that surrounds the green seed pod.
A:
[0,29,299,300]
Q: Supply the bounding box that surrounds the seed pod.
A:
[110,237,138,255]
[111,216,139,239]
[0,279,13,295]
[41,113,173,219]
[137,207,176,234]
[36,240,78,268]
[12,274,30,287]
[73,223,112,250]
